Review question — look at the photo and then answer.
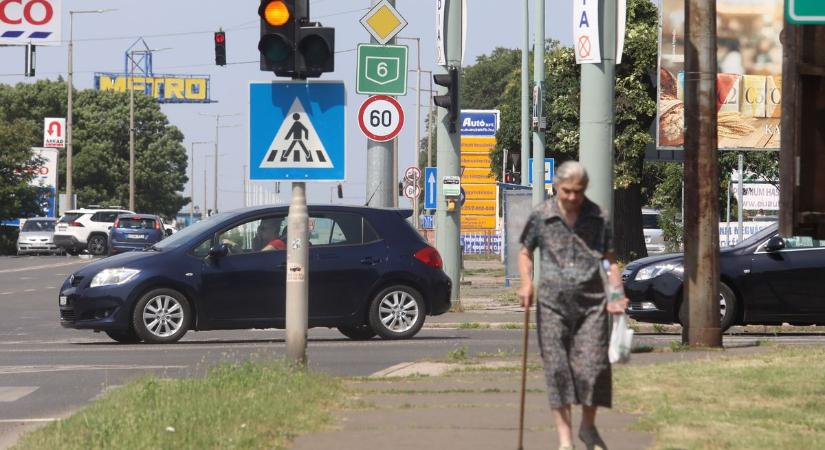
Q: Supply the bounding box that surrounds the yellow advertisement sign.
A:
[461,152,492,168]
[463,200,497,215]
[461,215,497,230]
[460,136,495,154]
[462,167,496,184]
[94,72,211,104]
[463,184,497,200]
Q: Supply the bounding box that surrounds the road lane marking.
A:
[0,387,38,402]
[0,260,91,275]
[0,293,10,295]
[0,365,189,375]
[23,289,36,293]
[0,418,57,423]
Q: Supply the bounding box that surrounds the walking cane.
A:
[517,292,532,450]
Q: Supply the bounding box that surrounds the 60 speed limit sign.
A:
[358,95,405,142]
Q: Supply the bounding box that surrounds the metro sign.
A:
[0,0,61,46]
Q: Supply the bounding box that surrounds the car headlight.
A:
[90,268,140,288]
[634,262,683,281]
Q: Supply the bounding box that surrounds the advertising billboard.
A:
[657,0,783,150]
[460,110,499,232]
[94,73,212,104]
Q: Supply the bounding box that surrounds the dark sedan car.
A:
[59,205,451,344]
[109,214,165,255]
[623,224,825,331]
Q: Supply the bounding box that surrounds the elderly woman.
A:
[518,161,628,450]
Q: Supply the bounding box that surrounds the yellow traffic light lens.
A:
[264,1,290,26]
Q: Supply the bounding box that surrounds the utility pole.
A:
[199,113,239,214]
[682,0,721,348]
[365,0,397,208]
[399,36,424,226]
[532,0,545,208]
[578,0,617,214]
[435,0,462,306]
[521,0,530,186]
[129,51,136,212]
[189,141,210,223]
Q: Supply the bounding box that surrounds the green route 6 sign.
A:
[787,0,825,24]
[356,44,408,96]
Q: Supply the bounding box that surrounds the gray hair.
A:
[555,161,589,186]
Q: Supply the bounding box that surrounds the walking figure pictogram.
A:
[274,113,314,162]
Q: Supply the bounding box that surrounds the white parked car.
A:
[54,207,134,256]
[642,208,666,255]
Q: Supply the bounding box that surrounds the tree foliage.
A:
[0,80,188,218]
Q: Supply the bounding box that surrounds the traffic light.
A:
[433,66,459,132]
[24,43,35,77]
[214,30,226,66]
[258,0,335,79]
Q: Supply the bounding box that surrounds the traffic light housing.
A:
[214,31,226,66]
[258,0,334,79]
[433,66,459,132]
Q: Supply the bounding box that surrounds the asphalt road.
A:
[1,255,824,447]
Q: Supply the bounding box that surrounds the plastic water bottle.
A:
[604,260,624,302]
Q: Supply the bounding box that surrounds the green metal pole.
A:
[578,0,617,217]
[521,0,530,186]
[435,0,462,307]
[532,0,545,207]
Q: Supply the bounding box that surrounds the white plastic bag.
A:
[608,313,634,364]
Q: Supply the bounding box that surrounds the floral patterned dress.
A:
[520,197,613,408]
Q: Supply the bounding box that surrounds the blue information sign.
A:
[249,81,346,181]
[424,166,438,209]
[528,158,555,185]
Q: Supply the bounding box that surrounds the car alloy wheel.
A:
[132,288,191,344]
[679,282,738,332]
[369,285,425,340]
[87,235,107,256]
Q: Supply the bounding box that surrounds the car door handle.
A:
[360,257,379,265]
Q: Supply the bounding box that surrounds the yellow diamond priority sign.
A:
[360,0,408,45]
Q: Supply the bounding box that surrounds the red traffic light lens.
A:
[215,32,225,44]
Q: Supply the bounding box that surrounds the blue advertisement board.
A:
[459,110,499,136]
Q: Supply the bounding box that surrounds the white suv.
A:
[54,207,134,256]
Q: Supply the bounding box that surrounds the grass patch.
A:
[614,346,825,449]
[652,324,667,334]
[458,322,490,329]
[447,346,470,362]
[15,361,344,450]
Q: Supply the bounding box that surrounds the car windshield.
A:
[642,213,660,229]
[151,213,227,251]
[22,220,55,232]
[736,223,777,248]
[118,218,158,229]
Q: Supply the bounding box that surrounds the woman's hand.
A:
[518,284,534,308]
[606,298,629,315]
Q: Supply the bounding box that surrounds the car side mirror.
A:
[208,244,229,258]
[765,236,785,252]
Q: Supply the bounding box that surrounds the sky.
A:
[0,0,575,214]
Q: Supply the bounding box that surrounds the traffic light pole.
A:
[286,181,309,366]
[365,0,397,208]
[521,0,530,187]
[435,0,462,307]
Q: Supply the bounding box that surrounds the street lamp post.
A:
[66,9,114,212]
[199,113,240,214]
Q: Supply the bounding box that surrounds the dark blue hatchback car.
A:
[109,214,165,255]
[59,205,451,344]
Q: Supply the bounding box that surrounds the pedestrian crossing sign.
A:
[249,81,346,181]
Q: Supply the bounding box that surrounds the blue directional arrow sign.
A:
[249,81,346,181]
[424,166,437,209]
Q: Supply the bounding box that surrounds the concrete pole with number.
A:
[435,0,462,306]
[578,0,617,215]
[365,0,397,208]
[286,182,309,365]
